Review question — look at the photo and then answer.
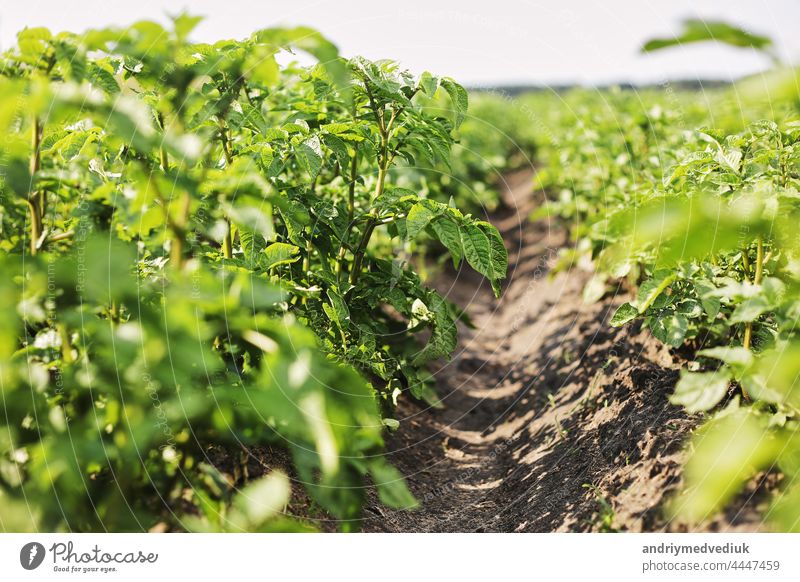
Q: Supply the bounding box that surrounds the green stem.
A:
[160,147,169,173]
[349,212,378,286]
[744,237,765,351]
[46,230,75,244]
[754,236,764,286]
[28,116,44,255]
[374,166,387,200]
[220,124,235,259]
[171,192,191,268]
[158,113,169,172]
[349,160,388,285]
[58,323,74,363]
[336,151,359,275]
[347,88,392,286]
[303,234,312,273]
[222,222,233,259]
[30,117,45,216]
[26,198,42,256]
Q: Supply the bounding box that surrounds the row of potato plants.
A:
[528,56,800,526]
[0,16,507,531]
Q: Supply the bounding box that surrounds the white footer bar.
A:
[0,533,796,581]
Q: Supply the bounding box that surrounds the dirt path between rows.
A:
[361,169,773,532]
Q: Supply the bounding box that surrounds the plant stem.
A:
[743,322,753,350]
[349,155,388,285]
[220,125,234,259]
[336,151,359,275]
[754,236,764,286]
[155,118,189,268]
[172,192,192,268]
[347,86,393,286]
[26,198,42,255]
[346,152,358,227]
[222,225,233,259]
[27,117,44,255]
[44,230,75,246]
[349,211,378,285]
[743,237,765,350]
[58,323,74,363]
[160,147,169,173]
[157,113,169,173]
[31,116,45,220]
[303,235,312,273]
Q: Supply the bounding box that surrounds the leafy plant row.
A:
[0,16,508,531]
[525,58,800,525]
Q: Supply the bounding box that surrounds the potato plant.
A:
[0,16,507,531]
[529,24,800,528]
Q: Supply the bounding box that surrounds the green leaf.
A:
[368,458,418,510]
[254,27,348,95]
[670,369,732,413]
[461,223,492,280]
[699,346,754,371]
[17,27,52,58]
[440,78,468,128]
[325,289,350,326]
[642,19,774,55]
[232,471,291,527]
[412,292,457,365]
[1,158,32,197]
[649,313,688,347]
[458,220,507,297]
[430,218,462,267]
[636,270,676,313]
[730,295,770,323]
[262,242,300,270]
[582,274,608,304]
[240,102,267,134]
[610,302,638,327]
[418,71,439,96]
[673,409,779,523]
[250,54,280,86]
[730,277,784,323]
[226,205,275,240]
[173,13,204,40]
[87,64,119,94]
[295,139,322,178]
[483,223,508,297]
[665,314,688,346]
[406,202,436,239]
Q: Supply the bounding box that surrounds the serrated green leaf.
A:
[431,218,462,267]
[295,139,322,178]
[483,223,508,297]
[87,63,119,94]
[441,78,468,128]
[326,289,350,325]
[406,202,436,239]
[461,223,492,279]
[412,292,457,365]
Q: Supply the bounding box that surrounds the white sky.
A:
[1,0,798,86]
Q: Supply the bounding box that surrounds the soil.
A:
[355,169,775,532]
